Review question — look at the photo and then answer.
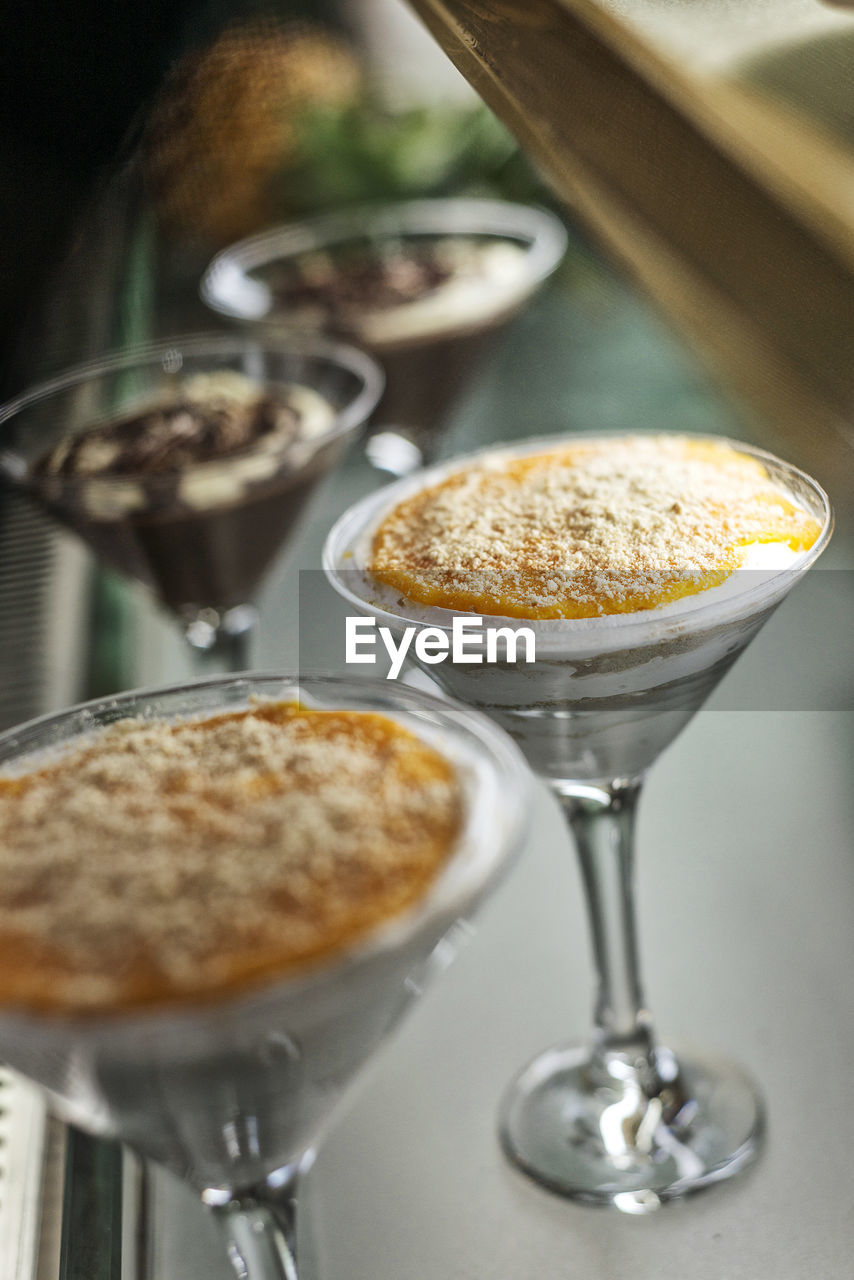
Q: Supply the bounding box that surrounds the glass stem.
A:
[214,1178,299,1280]
[552,777,661,1090]
[182,604,259,675]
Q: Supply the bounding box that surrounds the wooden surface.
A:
[405,0,854,486]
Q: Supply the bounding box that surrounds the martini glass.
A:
[0,334,383,672]
[200,199,567,476]
[0,672,531,1278]
[323,432,833,1209]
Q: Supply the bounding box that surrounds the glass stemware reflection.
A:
[0,335,383,672]
[0,673,531,1279]
[323,433,833,1209]
[200,199,568,476]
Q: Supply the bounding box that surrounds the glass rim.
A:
[199,197,569,322]
[0,670,532,1032]
[0,332,385,486]
[322,430,834,646]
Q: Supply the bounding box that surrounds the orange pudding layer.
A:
[370,436,822,619]
[0,702,462,1015]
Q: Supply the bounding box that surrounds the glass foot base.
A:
[182,604,258,674]
[499,1042,764,1212]
[364,431,424,476]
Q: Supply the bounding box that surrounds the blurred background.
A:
[0,0,558,390]
[0,0,581,729]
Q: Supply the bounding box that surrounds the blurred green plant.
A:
[276,98,560,214]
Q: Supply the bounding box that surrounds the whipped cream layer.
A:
[353,241,532,346]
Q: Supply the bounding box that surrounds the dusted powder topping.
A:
[0,702,463,1014]
[370,436,823,619]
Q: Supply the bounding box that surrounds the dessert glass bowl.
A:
[200,199,568,475]
[0,673,532,1279]
[0,334,384,670]
[323,431,833,1209]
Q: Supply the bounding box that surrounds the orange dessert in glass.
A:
[0,700,463,1014]
[369,435,823,619]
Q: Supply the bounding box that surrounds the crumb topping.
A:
[0,702,463,1014]
[370,436,822,618]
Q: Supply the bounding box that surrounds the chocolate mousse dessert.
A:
[257,235,532,450]
[202,203,569,474]
[30,372,337,614]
